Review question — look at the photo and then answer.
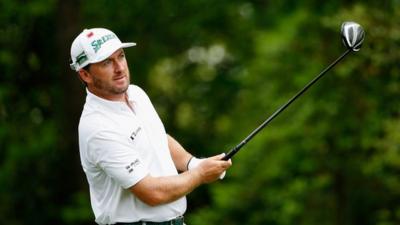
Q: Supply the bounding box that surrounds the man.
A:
[70,28,232,225]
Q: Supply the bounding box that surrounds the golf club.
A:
[222,21,365,161]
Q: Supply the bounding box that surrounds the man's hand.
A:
[192,154,232,184]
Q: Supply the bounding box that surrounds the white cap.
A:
[70,28,136,71]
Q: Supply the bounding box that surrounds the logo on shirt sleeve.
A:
[125,159,141,174]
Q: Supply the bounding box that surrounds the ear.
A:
[78,69,92,84]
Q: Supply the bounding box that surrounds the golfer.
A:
[70,28,231,225]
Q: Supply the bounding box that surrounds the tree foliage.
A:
[0,0,399,224]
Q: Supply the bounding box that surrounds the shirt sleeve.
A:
[87,129,149,189]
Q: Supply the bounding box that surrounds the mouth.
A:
[113,75,126,81]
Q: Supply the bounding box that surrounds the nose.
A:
[114,60,125,72]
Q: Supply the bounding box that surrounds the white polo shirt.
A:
[78,85,186,225]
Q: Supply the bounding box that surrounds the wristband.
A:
[186,156,194,171]
[187,157,204,171]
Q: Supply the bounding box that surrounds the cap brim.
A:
[121,42,136,48]
[91,42,136,64]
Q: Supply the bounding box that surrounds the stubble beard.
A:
[93,74,130,96]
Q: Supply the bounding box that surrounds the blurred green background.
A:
[1,0,399,224]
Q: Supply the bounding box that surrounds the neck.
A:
[124,93,135,113]
[88,87,126,102]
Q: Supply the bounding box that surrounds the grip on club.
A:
[222,151,234,160]
[222,142,244,160]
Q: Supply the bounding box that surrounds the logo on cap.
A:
[91,34,117,53]
[87,32,94,38]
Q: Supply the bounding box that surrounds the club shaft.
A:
[222,49,352,160]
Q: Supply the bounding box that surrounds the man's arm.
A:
[129,154,231,206]
[167,135,193,172]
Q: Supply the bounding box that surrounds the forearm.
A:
[130,170,202,206]
[129,154,231,207]
[167,135,193,171]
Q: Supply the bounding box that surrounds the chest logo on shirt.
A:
[130,127,142,141]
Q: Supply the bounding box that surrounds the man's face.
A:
[82,49,130,100]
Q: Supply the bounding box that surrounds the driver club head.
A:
[341,21,365,52]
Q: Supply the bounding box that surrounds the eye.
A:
[102,59,112,66]
[119,52,125,59]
